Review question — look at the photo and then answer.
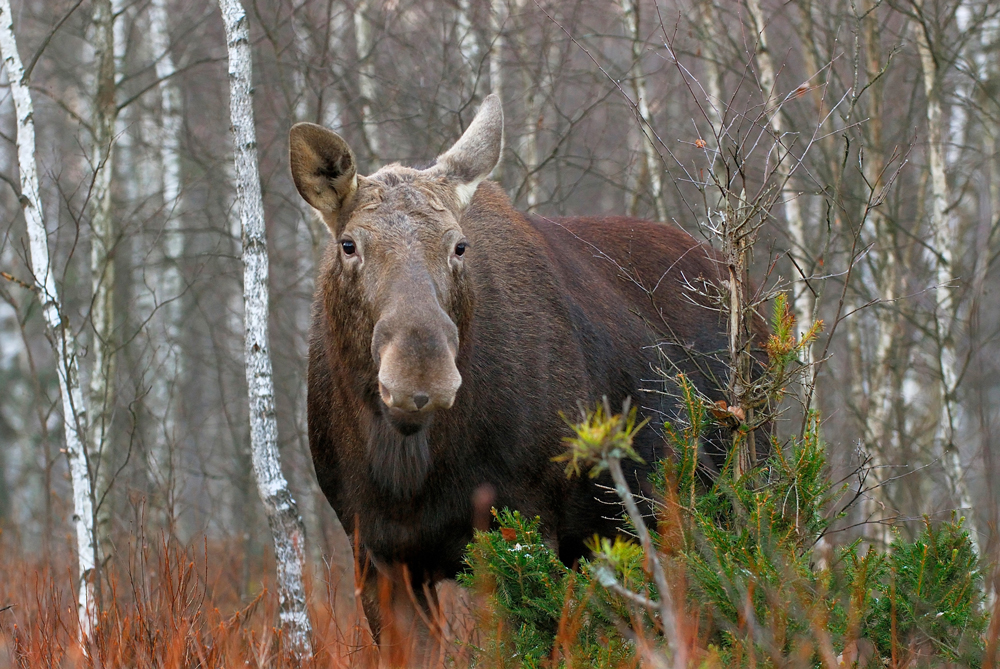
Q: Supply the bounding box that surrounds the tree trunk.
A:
[88,0,120,568]
[146,0,186,531]
[914,6,978,553]
[489,0,504,179]
[0,0,97,640]
[695,0,724,144]
[514,0,554,209]
[859,0,898,549]
[745,0,815,372]
[620,0,666,222]
[217,0,314,656]
[456,0,479,93]
[354,0,380,168]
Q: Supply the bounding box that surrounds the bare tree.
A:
[456,0,480,92]
[745,0,815,371]
[138,0,186,530]
[0,0,97,639]
[512,0,559,209]
[87,0,124,564]
[217,0,313,656]
[620,0,666,221]
[354,0,380,167]
[914,0,978,552]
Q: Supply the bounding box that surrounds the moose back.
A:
[290,94,731,636]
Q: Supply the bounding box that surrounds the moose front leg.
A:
[356,554,442,666]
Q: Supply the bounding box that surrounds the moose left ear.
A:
[429,94,504,208]
[289,122,358,220]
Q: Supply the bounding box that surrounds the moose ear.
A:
[289,122,358,218]
[430,94,504,208]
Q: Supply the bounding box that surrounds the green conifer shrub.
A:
[459,294,989,668]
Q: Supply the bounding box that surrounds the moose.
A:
[290,95,738,649]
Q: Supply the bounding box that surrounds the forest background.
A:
[0,0,998,663]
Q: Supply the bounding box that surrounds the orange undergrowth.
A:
[0,536,381,668]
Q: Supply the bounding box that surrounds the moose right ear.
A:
[289,123,358,217]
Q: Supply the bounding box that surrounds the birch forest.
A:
[0,0,998,665]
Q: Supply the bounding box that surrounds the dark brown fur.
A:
[308,180,731,584]
[294,97,744,648]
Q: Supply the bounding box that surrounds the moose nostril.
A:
[413,393,430,410]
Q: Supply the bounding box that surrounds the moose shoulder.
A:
[291,95,734,638]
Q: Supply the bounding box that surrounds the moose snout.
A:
[372,316,462,420]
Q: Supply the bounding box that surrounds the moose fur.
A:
[291,95,736,642]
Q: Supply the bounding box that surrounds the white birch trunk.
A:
[0,0,97,639]
[354,0,380,167]
[858,3,898,549]
[217,0,313,656]
[290,0,311,122]
[146,0,185,522]
[321,5,348,130]
[696,0,724,144]
[514,0,551,208]
[620,0,666,222]
[88,0,119,562]
[745,0,814,369]
[914,10,978,553]
[456,0,478,89]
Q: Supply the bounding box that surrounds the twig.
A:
[1,271,36,291]
[606,453,681,663]
[592,564,661,612]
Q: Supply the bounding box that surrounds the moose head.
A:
[289,95,503,439]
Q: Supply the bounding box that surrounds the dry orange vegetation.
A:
[0,537,384,668]
[2,535,998,668]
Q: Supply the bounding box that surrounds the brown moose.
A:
[290,94,733,653]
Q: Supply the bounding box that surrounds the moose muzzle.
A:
[372,301,462,434]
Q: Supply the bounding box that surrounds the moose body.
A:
[292,95,731,643]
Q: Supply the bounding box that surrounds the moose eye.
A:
[454,242,467,257]
[341,240,356,255]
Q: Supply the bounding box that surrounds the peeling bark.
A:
[0,0,97,640]
[217,0,314,656]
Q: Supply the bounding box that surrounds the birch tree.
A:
[456,0,479,94]
[856,0,901,547]
[914,1,978,552]
[745,0,815,370]
[217,0,313,656]
[354,0,380,168]
[144,0,186,524]
[620,0,667,221]
[695,0,724,143]
[88,0,120,561]
[0,0,97,639]
[489,0,504,179]
[513,0,557,209]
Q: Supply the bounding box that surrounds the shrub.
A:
[461,295,989,668]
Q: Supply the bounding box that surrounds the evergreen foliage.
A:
[461,294,989,667]
[459,509,633,667]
